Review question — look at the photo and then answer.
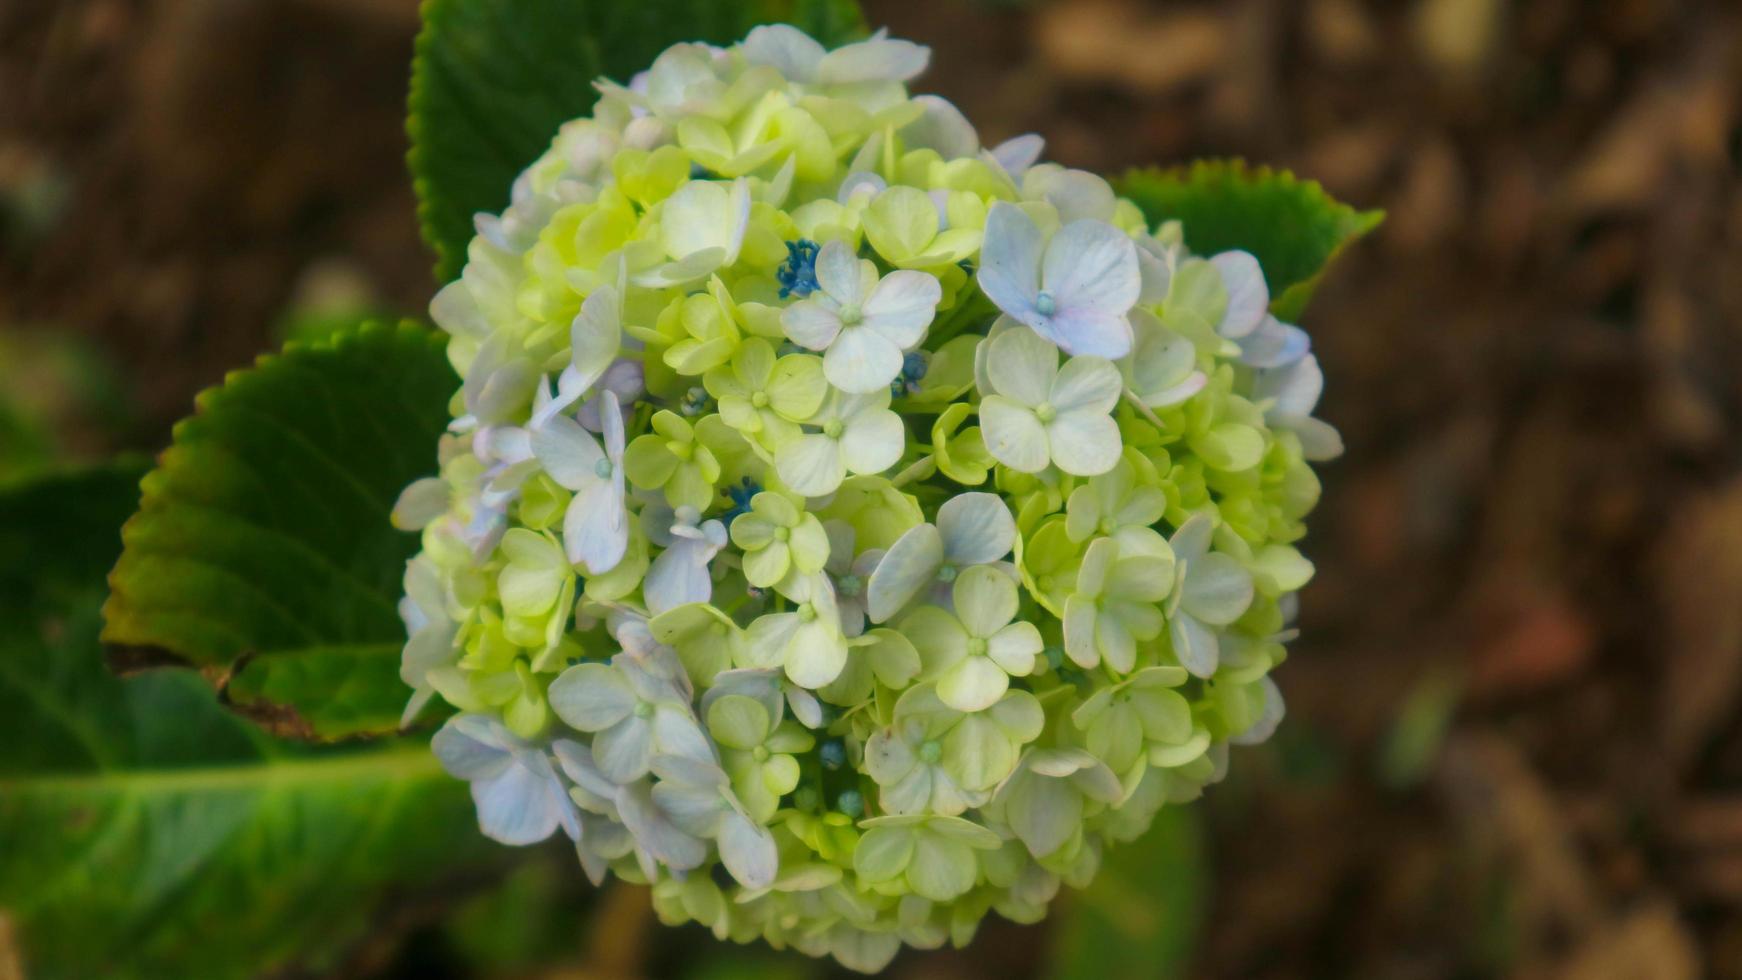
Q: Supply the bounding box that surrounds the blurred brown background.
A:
[4,0,1742,976]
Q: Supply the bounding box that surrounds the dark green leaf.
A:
[0,461,503,980]
[1115,160,1383,321]
[1046,806,1207,980]
[409,0,867,282]
[101,321,457,738]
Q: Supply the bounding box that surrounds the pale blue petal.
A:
[976,202,1044,322]
[840,408,904,476]
[814,240,865,307]
[989,133,1044,177]
[531,412,605,491]
[1170,611,1219,678]
[563,480,627,574]
[861,271,942,350]
[432,715,510,781]
[937,493,1015,565]
[903,95,979,159]
[1042,219,1139,317]
[741,24,826,81]
[593,715,655,782]
[1209,251,1267,339]
[473,759,563,846]
[1048,354,1123,415]
[1237,316,1311,368]
[825,327,904,394]
[718,810,779,889]
[1045,411,1121,477]
[866,523,944,623]
[548,662,637,732]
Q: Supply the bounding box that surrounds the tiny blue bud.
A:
[680,386,711,416]
[1044,646,1066,671]
[836,789,864,818]
[820,739,847,770]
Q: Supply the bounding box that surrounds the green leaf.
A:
[408,0,867,282]
[101,321,458,739]
[0,461,503,980]
[1046,805,1206,980]
[1115,160,1383,322]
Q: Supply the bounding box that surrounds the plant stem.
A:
[890,454,937,488]
[1123,388,1167,429]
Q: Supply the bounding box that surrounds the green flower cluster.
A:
[395,22,1339,973]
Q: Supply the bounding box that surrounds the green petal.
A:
[785,617,848,689]
[1131,688,1194,744]
[767,353,829,420]
[1181,553,1254,626]
[988,690,1045,743]
[623,434,679,490]
[986,327,1058,406]
[787,513,832,573]
[863,186,938,264]
[706,694,772,750]
[980,396,1050,474]
[1009,772,1085,859]
[937,656,1011,713]
[904,606,970,673]
[742,541,792,588]
[952,564,1018,638]
[775,432,845,497]
[907,835,977,902]
[1190,422,1265,472]
[730,513,776,551]
[1250,544,1314,595]
[853,826,915,883]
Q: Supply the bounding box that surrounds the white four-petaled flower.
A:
[781,240,942,394]
[976,201,1140,358]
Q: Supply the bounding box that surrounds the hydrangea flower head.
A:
[402,23,1340,973]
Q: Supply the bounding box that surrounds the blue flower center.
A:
[680,386,712,416]
[593,458,613,479]
[891,351,931,398]
[777,239,822,299]
[1035,290,1057,316]
[723,478,759,523]
[936,564,957,583]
